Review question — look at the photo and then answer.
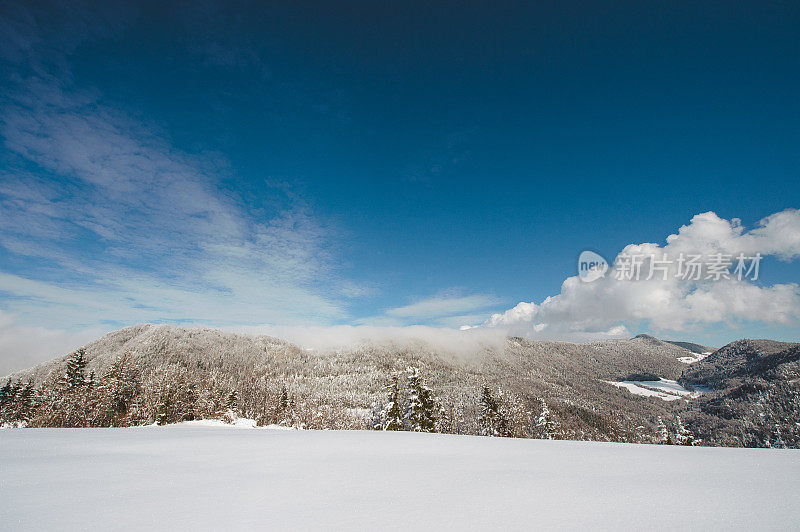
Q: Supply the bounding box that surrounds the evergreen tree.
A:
[13,380,35,423]
[405,367,437,432]
[675,416,695,446]
[225,389,238,411]
[0,379,14,422]
[478,385,502,436]
[0,378,12,406]
[375,373,404,431]
[157,396,173,426]
[656,416,672,444]
[178,382,197,421]
[100,355,141,426]
[274,385,292,425]
[63,349,88,390]
[535,399,558,440]
[8,379,21,401]
[478,386,519,437]
[435,402,455,434]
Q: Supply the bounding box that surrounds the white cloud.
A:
[0,2,360,334]
[349,290,502,328]
[385,292,501,320]
[485,210,800,338]
[0,311,106,376]
[226,323,507,358]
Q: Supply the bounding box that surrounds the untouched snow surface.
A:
[2,427,799,530]
[606,378,701,401]
[678,352,713,364]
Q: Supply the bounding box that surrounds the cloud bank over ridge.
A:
[484,209,800,339]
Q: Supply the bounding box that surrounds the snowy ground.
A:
[678,351,713,364]
[2,427,799,530]
[606,378,702,401]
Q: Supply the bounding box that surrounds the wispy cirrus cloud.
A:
[0,0,358,368]
[386,292,501,320]
[0,83,348,320]
[352,290,502,328]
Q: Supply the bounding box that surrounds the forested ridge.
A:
[2,324,798,447]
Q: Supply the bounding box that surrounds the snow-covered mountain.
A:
[680,339,800,446]
[2,324,797,447]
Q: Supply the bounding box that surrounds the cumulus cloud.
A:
[485,210,800,338]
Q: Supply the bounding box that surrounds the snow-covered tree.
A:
[13,380,35,423]
[156,395,173,426]
[405,367,437,432]
[656,416,672,444]
[0,379,13,406]
[535,399,558,440]
[374,373,404,431]
[0,379,15,422]
[0,379,33,425]
[478,385,511,437]
[97,355,142,426]
[675,416,696,446]
[226,389,238,411]
[273,384,295,426]
[62,349,88,390]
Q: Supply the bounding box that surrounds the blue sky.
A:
[1,1,800,371]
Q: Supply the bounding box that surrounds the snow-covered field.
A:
[606,378,701,401]
[678,351,713,364]
[2,427,799,530]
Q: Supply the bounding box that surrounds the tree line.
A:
[1,349,695,445]
[372,366,563,439]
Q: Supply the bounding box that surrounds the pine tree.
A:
[0,379,23,424]
[0,379,14,422]
[100,355,141,426]
[656,416,672,444]
[478,385,501,436]
[375,373,404,431]
[274,385,292,425]
[13,380,35,423]
[405,367,437,432]
[0,379,12,406]
[157,396,173,426]
[63,349,88,390]
[178,382,197,421]
[675,416,695,446]
[8,380,21,401]
[535,399,558,440]
[226,389,238,411]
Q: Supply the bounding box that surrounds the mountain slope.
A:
[3,325,797,447]
[682,339,798,389]
[4,324,700,439]
[680,340,800,447]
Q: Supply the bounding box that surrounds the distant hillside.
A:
[18,325,692,383]
[2,325,797,447]
[664,340,715,354]
[682,339,798,389]
[680,339,800,447]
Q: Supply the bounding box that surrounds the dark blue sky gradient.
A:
[85,1,800,306]
[2,0,799,346]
